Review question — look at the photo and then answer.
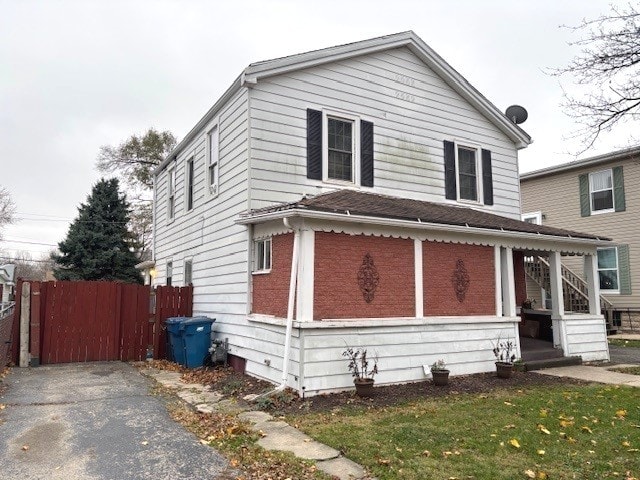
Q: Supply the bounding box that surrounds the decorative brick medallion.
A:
[357,253,379,303]
[451,259,470,302]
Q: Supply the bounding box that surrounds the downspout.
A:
[254,217,300,399]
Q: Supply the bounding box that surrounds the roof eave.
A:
[235,208,610,247]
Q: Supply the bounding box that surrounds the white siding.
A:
[562,315,609,362]
[249,47,521,218]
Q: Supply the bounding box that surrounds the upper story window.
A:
[597,247,619,292]
[184,259,193,285]
[185,158,194,211]
[579,166,625,217]
[522,211,542,225]
[253,238,272,273]
[306,108,374,188]
[589,169,614,213]
[166,261,173,286]
[443,140,493,206]
[167,168,176,221]
[207,124,219,198]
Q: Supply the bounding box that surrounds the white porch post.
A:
[494,245,502,317]
[548,251,566,349]
[414,239,424,318]
[500,247,516,317]
[584,253,601,315]
[296,228,315,321]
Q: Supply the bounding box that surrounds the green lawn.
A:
[291,385,639,480]
[610,366,640,376]
[609,338,640,348]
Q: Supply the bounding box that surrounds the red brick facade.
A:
[251,233,293,318]
[314,232,415,320]
[513,250,527,308]
[423,241,495,316]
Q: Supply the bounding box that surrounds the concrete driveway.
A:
[0,362,233,480]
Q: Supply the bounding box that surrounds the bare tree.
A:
[554,4,640,150]
[0,186,16,241]
[12,251,54,281]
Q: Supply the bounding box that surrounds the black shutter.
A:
[443,140,456,200]
[306,109,322,180]
[360,120,374,187]
[482,149,493,205]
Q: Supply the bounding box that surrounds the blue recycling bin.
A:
[181,317,215,368]
[165,317,188,364]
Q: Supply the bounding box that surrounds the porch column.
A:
[296,228,315,321]
[414,239,424,318]
[584,253,601,315]
[500,247,516,317]
[548,251,566,349]
[494,245,502,317]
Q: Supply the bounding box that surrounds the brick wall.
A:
[513,250,527,308]
[251,233,293,318]
[314,232,415,319]
[423,241,495,316]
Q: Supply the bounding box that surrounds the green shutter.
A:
[618,244,631,295]
[579,174,590,217]
[613,166,626,212]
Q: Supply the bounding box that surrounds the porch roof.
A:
[239,190,610,242]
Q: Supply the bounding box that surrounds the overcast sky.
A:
[1,0,636,261]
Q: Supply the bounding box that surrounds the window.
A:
[184,259,193,285]
[457,146,478,201]
[597,247,619,291]
[327,117,354,182]
[186,158,194,211]
[166,261,173,287]
[589,169,614,213]
[207,124,219,197]
[443,141,493,205]
[254,238,272,273]
[306,109,374,187]
[167,168,176,220]
[522,212,542,224]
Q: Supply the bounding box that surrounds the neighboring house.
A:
[0,263,16,310]
[153,31,611,396]
[521,146,639,332]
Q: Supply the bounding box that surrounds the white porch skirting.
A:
[554,313,610,362]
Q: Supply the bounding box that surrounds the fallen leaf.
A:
[622,441,631,447]
[539,408,549,417]
[504,424,516,429]
[537,449,545,455]
[560,419,574,428]
[22,445,29,451]
[509,439,521,449]
[422,450,431,457]
[537,424,551,435]
[537,472,548,479]
[377,458,391,465]
[0,404,5,410]
[504,401,513,406]
[443,451,453,457]
[525,470,536,478]
[616,409,627,419]
[581,426,593,434]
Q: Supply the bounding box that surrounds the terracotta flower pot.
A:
[354,377,375,397]
[432,369,450,386]
[496,362,514,379]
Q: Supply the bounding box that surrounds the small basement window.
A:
[254,238,272,273]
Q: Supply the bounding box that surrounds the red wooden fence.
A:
[10,280,192,365]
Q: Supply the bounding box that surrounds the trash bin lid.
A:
[166,316,189,324]
[181,316,215,325]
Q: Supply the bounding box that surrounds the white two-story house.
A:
[153,32,610,396]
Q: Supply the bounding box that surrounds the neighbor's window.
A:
[597,247,619,291]
[522,212,542,225]
[327,117,354,182]
[457,146,479,201]
[184,259,193,285]
[167,168,176,220]
[186,158,194,211]
[207,124,219,196]
[254,238,272,272]
[166,261,173,287]
[589,169,614,213]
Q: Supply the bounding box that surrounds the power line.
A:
[3,238,58,247]
[0,256,53,264]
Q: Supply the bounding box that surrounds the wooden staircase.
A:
[524,256,616,332]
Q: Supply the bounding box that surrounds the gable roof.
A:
[157,31,531,175]
[521,145,640,181]
[238,190,609,244]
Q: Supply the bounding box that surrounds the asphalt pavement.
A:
[0,362,233,480]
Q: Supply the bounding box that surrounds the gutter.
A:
[235,208,610,246]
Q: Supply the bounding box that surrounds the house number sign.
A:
[451,259,470,302]
[357,253,380,303]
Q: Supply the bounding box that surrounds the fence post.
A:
[29,282,41,366]
[19,282,30,367]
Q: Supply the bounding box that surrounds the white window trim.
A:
[252,238,272,274]
[206,121,220,200]
[453,141,483,204]
[597,246,620,294]
[167,166,176,223]
[522,211,542,225]
[322,109,360,186]
[166,260,173,287]
[184,257,193,286]
[184,156,195,213]
[589,168,615,215]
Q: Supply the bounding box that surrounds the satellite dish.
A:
[505,105,528,124]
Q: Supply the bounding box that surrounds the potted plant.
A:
[492,337,517,379]
[342,346,378,397]
[430,359,450,386]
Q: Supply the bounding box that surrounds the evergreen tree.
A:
[52,179,142,283]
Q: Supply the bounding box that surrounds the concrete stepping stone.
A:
[317,456,369,480]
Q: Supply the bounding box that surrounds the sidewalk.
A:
[609,333,640,340]
[537,364,640,387]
